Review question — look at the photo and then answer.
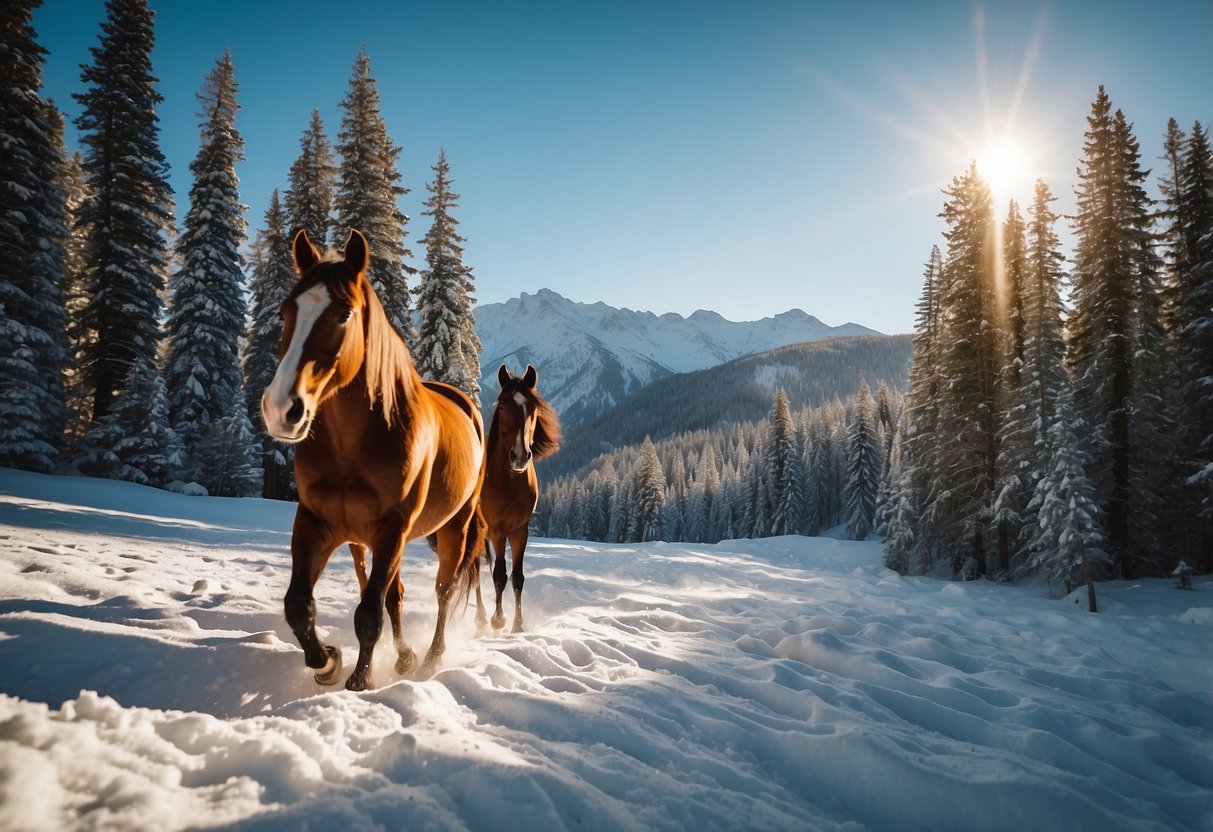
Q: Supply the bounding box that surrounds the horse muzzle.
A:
[262,389,312,443]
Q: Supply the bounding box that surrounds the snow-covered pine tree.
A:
[414,148,482,405]
[631,436,667,542]
[0,0,70,472]
[802,416,823,537]
[990,200,1031,575]
[80,358,183,488]
[60,148,93,453]
[197,390,263,497]
[1069,88,1171,578]
[995,179,1071,578]
[242,190,297,499]
[933,164,1002,578]
[766,389,804,536]
[845,379,881,540]
[896,245,945,571]
[882,410,916,574]
[285,109,337,252]
[1161,119,1213,571]
[73,0,173,424]
[334,48,415,346]
[164,52,247,486]
[1022,381,1105,591]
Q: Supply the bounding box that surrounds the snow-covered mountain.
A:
[474,288,878,425]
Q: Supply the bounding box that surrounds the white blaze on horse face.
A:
[511,393,530,470]
[262,284,331,439]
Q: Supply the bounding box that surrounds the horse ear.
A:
[523,364,538,388]
[498,364,511,389]
[344,229,370,274]
[293,229,320,274]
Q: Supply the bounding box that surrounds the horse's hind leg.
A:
[386,570,417,674]
[423,506,475,669]
[508,527,529,634]
[284,508,341,685]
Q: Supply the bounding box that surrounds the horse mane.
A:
[359,274,417,427]
[530,391,562,459]
[488,380,563,460]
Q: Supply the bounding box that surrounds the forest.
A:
[2,1,1211,594]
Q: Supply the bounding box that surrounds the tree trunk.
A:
[1078,539,1098,613]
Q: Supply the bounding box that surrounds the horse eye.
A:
[337,308,352,324]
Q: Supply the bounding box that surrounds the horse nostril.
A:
[285,397,304,425]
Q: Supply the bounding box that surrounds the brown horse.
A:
[261,228,485,691]
[478,364,561,633]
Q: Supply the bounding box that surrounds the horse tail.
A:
[450,508,488,615]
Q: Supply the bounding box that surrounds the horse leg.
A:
[489,531,508,630]
[283,508,341,684]
[508,526,529,634]
[423,506,475,669]
[386,569,417,674]
[346,517,407,691]
[472,561,490,636]
[349,542,369,596]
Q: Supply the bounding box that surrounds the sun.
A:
[975,138,1033,202]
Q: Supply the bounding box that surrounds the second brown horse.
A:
[479,364,561,632]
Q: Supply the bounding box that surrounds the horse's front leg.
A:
[489,531,508,630]
[508,526,529,634]
[284,508,341,684]
[346,517,407,691]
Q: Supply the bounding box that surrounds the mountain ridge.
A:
[474,288,883,426]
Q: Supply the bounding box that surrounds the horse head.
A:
[261,229,372,443]
[494,364,543,472]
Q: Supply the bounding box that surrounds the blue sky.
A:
[33,1,1212,334]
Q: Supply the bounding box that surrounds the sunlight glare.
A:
[976,138,1032,201]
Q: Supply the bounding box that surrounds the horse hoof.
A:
[313,646,342,686]
[345,672,372,692]
[423,650,443,671]
[511,622,525,635]
[395,648,417,675]
[491,613,505,630]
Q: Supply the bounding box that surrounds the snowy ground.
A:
[0,468,1210,832]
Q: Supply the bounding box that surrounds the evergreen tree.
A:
[802,417,823,536]
[896,246,945,571]
[1161,120,1213,570]
[284,108,337,251]
[1022,383,1105,590]
[631,436,667,541]
[883,412,916,574]
[334,48,415,346]
[994,186,1052,577]
[80,358,183,487]
[934,164,1001,577]
[845,379,881,540]
[0,0,70,472]
[60,147,92,452]
[243,190,297,499]
[163,52,247,485]
[766,389,804,535]
[197,390,263,497]
[1069,88,1171,577]
[73,0,173,423]
[414,148,481,405]
[994,180,1072,576]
